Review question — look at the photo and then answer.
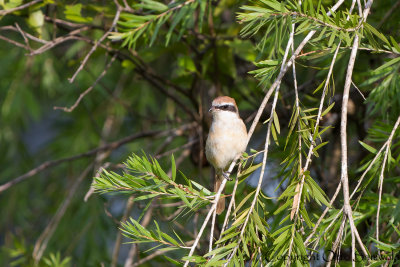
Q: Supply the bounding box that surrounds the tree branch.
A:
[0,0,43,16]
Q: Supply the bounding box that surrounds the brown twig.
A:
[0,25,47,44]
[44,16,86,28]
[14,23,32,52]
[0,0,43,16]
[68,7,121,83]
[29,27,90,55]
[0,34,28,49]
[54,54,118,112]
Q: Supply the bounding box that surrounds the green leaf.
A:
[235,191,255,213]
[327,31,336,47]
[232,208,249,226]
[359,141,377,154]
[364,23,390,46]
[64,4,93,23]
[165,4,188,46]
[306,176,330,207]
[273,200,291,215]
[216,230,240,244]
[204,242,237,257]
[191,180,211,195]
[135,0,168,12]
[260,0,287,12]
[175,188,191,208]
[273,111,280,134]
[237,163,262,181]
[390,36,400,53]
[252,212,268,236]
[321,102,335,117]
[171,154,176,181]
[313,141,329,153]
[374,56,400,72]
[271,124,279,146]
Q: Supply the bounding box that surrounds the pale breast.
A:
[206,114,248,171]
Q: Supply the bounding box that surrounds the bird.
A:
[205,96,248,214]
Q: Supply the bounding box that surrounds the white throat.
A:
[212,110,239,121]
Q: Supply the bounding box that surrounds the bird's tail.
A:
[214,175,225,215]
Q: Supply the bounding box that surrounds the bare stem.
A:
[376,115,400,241]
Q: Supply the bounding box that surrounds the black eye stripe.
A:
[215,104,237,113]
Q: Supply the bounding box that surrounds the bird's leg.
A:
[222,171,232,181]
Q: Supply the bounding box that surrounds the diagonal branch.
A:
[54,54,117,112]
[68,6,121,83]
[0,0,43,16]
[376,115,400,241]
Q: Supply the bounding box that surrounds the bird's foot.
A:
[222,172,232,181]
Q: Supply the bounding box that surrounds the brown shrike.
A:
[206,96,248,214]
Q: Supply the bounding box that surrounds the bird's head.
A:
[208,96,239,118]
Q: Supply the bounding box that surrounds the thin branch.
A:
[211,164,244,260]
[291,0,358,222]
[227,19,297,264]
[0,34,28,49]
[0,0,43,16]
[29,27,90,55]
[54,54,117,112]
[68,7,121,83]
[287,17,302,265]
[339,1,374,265]
[44,15,87,28]
[15,23,32,52]
[221,167,241,234]
[351,80,366,100]
[183,178,227,267]
[0,25,47,44]
[376,115,400,242]
[326,216,346,267]
[289,19,302,221]
[342,31,359,267]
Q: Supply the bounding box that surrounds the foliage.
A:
[0,0,400,266]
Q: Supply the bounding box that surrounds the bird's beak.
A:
[208,106,214,113]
